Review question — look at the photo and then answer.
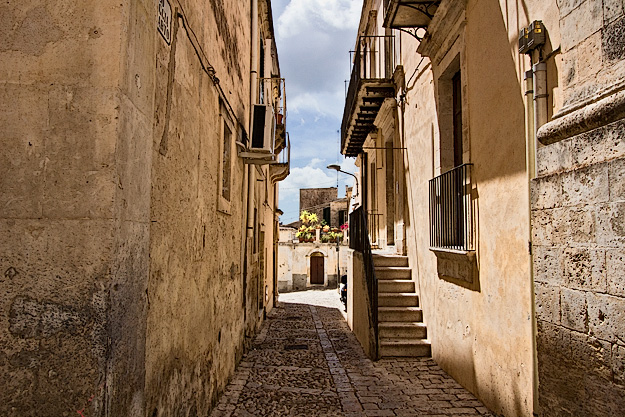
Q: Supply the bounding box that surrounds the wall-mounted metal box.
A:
[518,27,529,54]
[527,21,546,50]
[519,21,545,54]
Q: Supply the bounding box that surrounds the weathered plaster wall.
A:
[1,0,282,415]
[144,0,249,412]
[397,0,561,414]
[0,0,154,415]
[532,1,625,415]
[346,250,375,359]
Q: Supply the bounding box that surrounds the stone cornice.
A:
[537,82,625,145]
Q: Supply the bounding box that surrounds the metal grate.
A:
[429,164,474,251]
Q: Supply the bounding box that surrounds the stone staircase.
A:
[374,254,431,357]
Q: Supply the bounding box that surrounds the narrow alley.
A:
[211,290,493,417]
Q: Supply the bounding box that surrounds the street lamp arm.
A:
[326,164,359,197]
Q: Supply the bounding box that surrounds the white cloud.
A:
[279,163,335,201]
[288,89,346,117]
[271,1,362,224]
[277,0,361,38]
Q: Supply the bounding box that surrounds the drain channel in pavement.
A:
[283,344,308,350]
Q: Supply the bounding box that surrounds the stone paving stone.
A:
[210,289,495,417]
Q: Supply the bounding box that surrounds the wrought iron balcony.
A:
[429,164,474,251]
[341,35,396,157]
[241,77,288,165]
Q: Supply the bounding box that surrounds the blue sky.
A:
[272,0,361,225]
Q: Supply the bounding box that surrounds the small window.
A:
[323,207,331,226]
[222,121,232,201]
[338,210,346,227]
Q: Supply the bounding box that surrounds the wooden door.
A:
[310,256,324,285]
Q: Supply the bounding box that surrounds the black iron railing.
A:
[341,35,396,152]
[429,164,474,251]
[349,206,379,358]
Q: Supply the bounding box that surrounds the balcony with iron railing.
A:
[241,77,289,166]
[428,164,474,252]
[341,35,396,157]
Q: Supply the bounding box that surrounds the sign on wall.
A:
[157,0,172,44]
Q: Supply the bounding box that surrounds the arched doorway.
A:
[310,252,324,285]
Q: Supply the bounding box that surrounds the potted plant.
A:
[300,210,311,225]
[320,234,330,243]
[322,224,330,233]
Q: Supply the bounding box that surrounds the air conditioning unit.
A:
[250,104,275,152]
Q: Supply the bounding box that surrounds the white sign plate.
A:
[158,0,172,44]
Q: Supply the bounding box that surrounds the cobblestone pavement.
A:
[211,289,494,417]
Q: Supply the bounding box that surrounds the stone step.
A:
[372,255,409,267]
[379,339,432,357]
[375,267,412,280]
[379,322,427,339]
[378,307,423,322]
[378,293,419,307]
[378,279,415,293]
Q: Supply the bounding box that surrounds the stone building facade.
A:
[298,187,349,228]
[341,0,624,416]
[277,226,349,292]
[531,1,625,415]
[0,0,288,416]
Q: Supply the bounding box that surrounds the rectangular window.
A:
[222,121,232,201]
[323,207,331,226]
[452,71,463,167]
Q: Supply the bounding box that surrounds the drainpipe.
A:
[242,0,259,325]
[526,62,539,415]
[533,61,548,135]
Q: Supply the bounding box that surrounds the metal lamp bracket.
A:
[397,27,427,41]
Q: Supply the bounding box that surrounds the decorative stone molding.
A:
[430,248,479,291]
[416,0,465,61]
[537,82,625,145]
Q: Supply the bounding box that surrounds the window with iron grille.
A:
[429,164,474,251]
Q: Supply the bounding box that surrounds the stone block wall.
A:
[299,187,338,224]
[533,119,625,415]
[532,2,625,412]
